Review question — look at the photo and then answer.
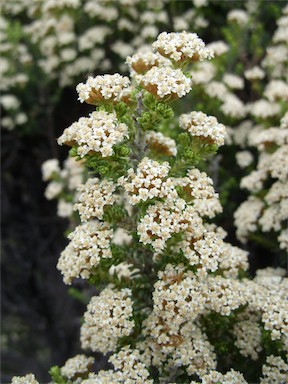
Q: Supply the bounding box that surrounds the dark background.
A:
[1,88,111,383]
[1,1,287,382]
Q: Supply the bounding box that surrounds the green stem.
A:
[248,232,279,250]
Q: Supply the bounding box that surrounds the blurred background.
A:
[1,0,287,382]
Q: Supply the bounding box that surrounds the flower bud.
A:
[98,164,110,176]
[117,145,130,157]
[184,148,195,160]
[155,103,174,119]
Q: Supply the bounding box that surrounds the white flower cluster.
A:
[281,111,288,129]
[138,199,204,252]
[140,320,217,378]
[0,92,28,130]
[0,94,20,110]
[204,81,228,102]
[235,112,288,248]
[74,178,119,221]
[137,264,249,377]
[80,288,134,354]
[264,79,288,102]
[220,93,247,119]
[244,65,265,81]
[44,181,63,200]
[234,196,265,243]
[233,310,263,360]
[192,197,223,218]
[57,199,74,218]
[108,346,152,382]
[235,150,254,168]
[206,40,229,57]
[269,144,288,181]
[140,9,169,25]
[118,157,177,205]
[273,8,288,43]
[183,231,225,274]
[190,369,248,384]
[42,0,81,12]
[193,0,208,8]
[84,1,118,21]
[1,113,28,131]
[151,265,207,324]
[82,346,153,383]
[240,169,268,192]
[173,169,222,218]
[42,156,86,218]
[152,31,214,63]
[61,156,85,190]
[180,111,226,147]
[57,110,129,158]
[60,354,94,380]
[263,45,288,79]
[174,169,217,200]
[278,228,288,250]
[249,99,281,119]
[78,26,112,52]
[41,158,61,181]
[227,9,249,26]
[126,51,170,75]
[261,355,288,384]
[223,73,245,90]
[219,242,249,279]
[244,271,288,342]
[233,120,255,148]
[138,262,288,380]
[267,199,287,229]
[179,229,227,276]
[136,66,192,101]
[76,74,130,104]
[189,61,216,85]
[239,152,271,192]
[154,263,247,319]
[11,374,39,384]
[112,227,133,247]
[146,131,177,156]
[111,40,134,59]
[57,221,113,284]
[256,266,287,279]
[262,5,288,79]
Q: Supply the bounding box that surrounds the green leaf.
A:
[114,101,128,119]
[49,366,68,384]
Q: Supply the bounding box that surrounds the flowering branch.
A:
[16,25,288,384]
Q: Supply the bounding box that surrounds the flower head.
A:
[152,31,214,64]
[137,199,204,252]
[41,158,60,181]
[136,66,192,102]
[57,221,113,284]
[76,74,130,105]
[146,131,177,156]
[126,51,170,75]
[80,288,134,354]
[57,111,129,158]
[118,157,177,205]
[11,374,39,384]
[180,111,226,147]
[60,355,94,381]
[74,178,119,221]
